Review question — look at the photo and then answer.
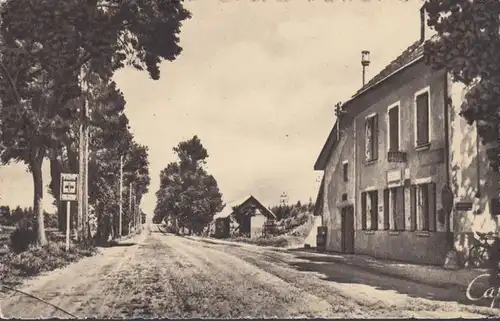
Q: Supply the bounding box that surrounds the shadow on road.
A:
[97,242,137,248]
[286,254,491,308]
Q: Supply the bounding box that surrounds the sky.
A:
[0,0,424,215]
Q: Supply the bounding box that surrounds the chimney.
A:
[420,4,435,43]
[361,50,370,86]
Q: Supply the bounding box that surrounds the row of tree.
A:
[153,136,225,235]
[0,0,191,245]
[269,200,315,222]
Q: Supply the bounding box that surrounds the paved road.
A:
[1,228,499,318]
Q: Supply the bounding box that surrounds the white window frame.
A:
[387,101,401,152]
[413,86,431,148]
[414,177,432,231]
[365,112,378,161]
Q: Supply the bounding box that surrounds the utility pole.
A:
[119,155,123,237]
[78,68,90,241]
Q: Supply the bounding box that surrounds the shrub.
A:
[9,217,37,253]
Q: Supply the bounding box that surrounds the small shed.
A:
[212,195,276,239]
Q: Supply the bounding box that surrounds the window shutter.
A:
[361,192,367,230]
[371,191,379,230]
[396,187,405,231]
[410,185,417,231]
[416,93,429,146]
[372,114,379,160]
[383,189,390,230]
[389,107,399,152]
[429,182,437,232]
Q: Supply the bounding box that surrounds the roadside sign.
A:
[60,173,78,202]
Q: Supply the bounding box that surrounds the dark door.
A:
[341,205,355,254]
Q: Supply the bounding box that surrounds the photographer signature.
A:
[466,274,500,308]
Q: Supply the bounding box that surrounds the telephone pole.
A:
[78,67,90,241]
[119,155,123,237]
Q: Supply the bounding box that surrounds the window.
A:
[343,161,349,182]
[388,104,400,152]
[341,193,348,201]
[410,182,436,231]
[383,187,405,231]
[365,113,379,162]
[415,90,430,147]
[361,190,378,230]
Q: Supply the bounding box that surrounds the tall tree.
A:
[154,136,224,235]
[0,0,190,245]
[424,0,500,170]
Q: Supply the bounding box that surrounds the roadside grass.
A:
[0,229,98,287]
[227,212,316,249]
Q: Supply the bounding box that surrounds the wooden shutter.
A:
[371,191,378,230]
[383,189,390,230]
[361,192,367,230]
[372,114,379,160]
[396,186,405,231]
[389,106,399,152]
[429,182,437,232]
[416,92,429,146]
[410,185,417,231]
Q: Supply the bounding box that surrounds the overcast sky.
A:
[0,0,424,214]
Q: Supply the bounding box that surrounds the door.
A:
[341,205,355,254]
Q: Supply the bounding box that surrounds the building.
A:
[313,5,500,265]
[212,195,276,239]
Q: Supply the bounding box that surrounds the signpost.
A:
[60,173,78,251]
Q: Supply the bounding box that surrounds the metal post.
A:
[119,155,123,237]
[65,201,70,251]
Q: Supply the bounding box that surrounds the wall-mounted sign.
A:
[455,202,473,211]
[387,169,402,183]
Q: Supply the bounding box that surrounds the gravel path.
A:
[1,230,499,318]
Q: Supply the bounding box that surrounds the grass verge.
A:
[0,236,98,287]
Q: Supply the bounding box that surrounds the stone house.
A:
[313,5,500,265]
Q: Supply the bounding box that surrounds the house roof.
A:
[213,195,276,220]
[314,39,426,171]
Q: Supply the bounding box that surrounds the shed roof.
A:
[213,195,276,220]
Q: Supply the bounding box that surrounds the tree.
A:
[0,0,190,245]
[154,136,224,235]
[424,0,500,170]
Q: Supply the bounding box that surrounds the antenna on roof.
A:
[361,50,371,86]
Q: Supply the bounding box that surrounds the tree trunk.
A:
[31,155,48,246]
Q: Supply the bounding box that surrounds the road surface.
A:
[1,228,499,319]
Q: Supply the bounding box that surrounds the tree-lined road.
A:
[1,227,498,319]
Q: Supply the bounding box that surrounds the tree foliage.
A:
[154,136,224,235]
[424,0,500,170]
[0,0,190,245]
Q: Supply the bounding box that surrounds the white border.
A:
[413,86,431,147]
[387,101,401,152]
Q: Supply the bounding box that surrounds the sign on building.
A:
[60,173,78,202]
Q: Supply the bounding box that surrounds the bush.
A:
[9,217,37,253]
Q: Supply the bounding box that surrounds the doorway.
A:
[341,205,355,254]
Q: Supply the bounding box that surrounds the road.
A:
[1,227,499,319]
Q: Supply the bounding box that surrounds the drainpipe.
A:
[443,72,451,233]
[353,117,357,235]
